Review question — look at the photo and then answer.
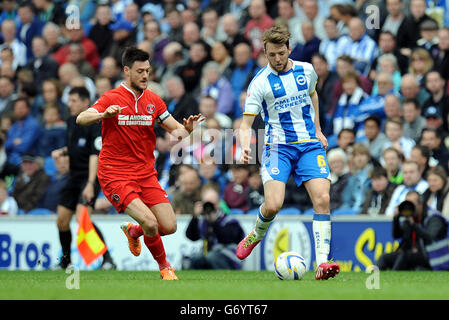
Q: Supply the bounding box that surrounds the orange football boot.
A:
[120,222,142,256]
[160,267,179,280]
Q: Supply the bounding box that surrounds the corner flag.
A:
[77,206,107,266]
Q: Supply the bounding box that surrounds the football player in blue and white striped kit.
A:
[236,26,339,280]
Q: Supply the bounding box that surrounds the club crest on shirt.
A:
[146,104,155,114]
[296,74,306,86]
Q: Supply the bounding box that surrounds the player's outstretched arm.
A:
[160,113,204,140]
[76,105,121,126]
[239,114,256,164]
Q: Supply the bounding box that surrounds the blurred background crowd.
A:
[0,0,448,218]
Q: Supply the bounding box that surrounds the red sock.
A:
[129,224,143,239]
[143,234,170,270]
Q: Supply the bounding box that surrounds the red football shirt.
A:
[91,83,170,181]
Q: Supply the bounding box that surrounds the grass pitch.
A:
[1,270,448,300]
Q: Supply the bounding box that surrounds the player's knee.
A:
[265,202,282,216]
[141,218,158,236]
[165,222,177,235]
[314,192,330,210]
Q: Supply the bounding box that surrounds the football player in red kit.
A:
[76,47,203,280]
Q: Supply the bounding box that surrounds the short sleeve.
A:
[90,94,111,113]
[307,64,318,95]
[243,80,263,116]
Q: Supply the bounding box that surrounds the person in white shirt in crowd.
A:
[0,19,27,68]
[381,0,405,36]
[385,160,429,215]
[319,16,350,71]
[382,117,416,159]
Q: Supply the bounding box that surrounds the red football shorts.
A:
[100,174,169,213]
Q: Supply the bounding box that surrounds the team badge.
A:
[296,75,306,86]
[146,104,155,114]
[112,194,120,203]
[271,168,280,175]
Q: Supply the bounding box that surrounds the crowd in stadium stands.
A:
[0,0,448,219]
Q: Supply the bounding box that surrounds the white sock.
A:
[313,213,331,266]
[254,205,274,240]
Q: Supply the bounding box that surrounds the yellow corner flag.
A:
[77,205,107,266]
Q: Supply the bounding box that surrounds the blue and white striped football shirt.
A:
[243,59,318,145]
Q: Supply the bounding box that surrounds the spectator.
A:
[225,0,251,30]
[198,95,232,130]
[422,166,449,219]
[26,36,59,88]
[422,71,449,132]
[0,19,27,67]
[417,19,439,59]
[0,0,18,27]
[52,25,100,72]
[289,21,320,63]
[0,76,17,117]
[198,161,227,197]
[410,144,431,178]
[37,152,69,212]
[67,43,95,80]
[327,147,350,211]
[223,164,250,213]
[164,75,199,124]
[382,146,404,185]
[181,21,201,50]
[420,128,449,173]
[99,56,122,87]
[332,128,355,153]
[277,0,304,47]
[0,178,18,216]
[339,143,373,213]
[58,63,96,105]
[107,19,137,66]
[385,160,429,215]
[0,47,16,74]
[94,76,113,99]
[210,41,233,80]
[155,41,185,88]
[371,30,408,76]
[39,78,67,121]
[143,20,170,68]
[360,115,389,162]
[381,0,405,36]
[342,17,378,76]
[5,97,42,166]
[329,3,357,36]
[247,164,264,211]
[244,0,274,59]
[396,0,436,51]
[87,4,114,59]
[184,183,244,270]
[172,167,202,215]
[200,8,225,46]
[382,117,415,159]
[409,48,434,85]
[399,73,430,106]
[12,153,50,213]
[67,0,96,27]
[319,16,350,71]
[200,61,235,117]
[402,98,426,143]
[176,40,210,95]
[32,0,66,26]
[230,42,258,118]
[16,2,45,61]
[302,0,327,41]
[434,27,449,82]
[311,53,339,133]
[221,13,249,52]
[42,22,63,54]
[332,70,368,139]
[36,103,67,158]
[371,54,402,96]
[423,107,448,138]
[362,166,398,215]
[383,93,402,120]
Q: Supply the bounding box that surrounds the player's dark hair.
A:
[121,47,150,68]
[364,115,381,128]
[69,86,90,102]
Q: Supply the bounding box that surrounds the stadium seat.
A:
[332,208,359,215]
[278,207,302,215]
[27,208,53,215]
[229,208,245,215]
[17,209,26,215]
[246,208,259,215]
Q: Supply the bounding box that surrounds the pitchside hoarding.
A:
[0,215,397,271]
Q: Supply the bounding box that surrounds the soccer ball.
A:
[274,251,307,280]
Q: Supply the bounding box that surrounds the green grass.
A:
[0,270,448,300]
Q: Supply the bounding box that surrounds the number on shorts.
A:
[317,155,326,167]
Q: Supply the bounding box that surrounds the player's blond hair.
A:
[262,26,290,50]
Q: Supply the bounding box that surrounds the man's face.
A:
[372,175,388,192]
[68,93,89,116]
[13,101,29,120]
[202,11,218,31]
[234,44,251,67]
[385,122,402,141]
[384,96,401,118]
[402,103,419,123]
[249,0,265,19]
[377,75,393,96]
[338,131,355,150]
[402,163,421,186]
[410,148,426,169]
[1,20,16,42]
[18,6,33,24]
[336,60,352,78]
[400,78,419,99]
[278,1,294,19]
[383,150,400,170]
[379,33,395,52]
[386,0,402,16]
[21,161,38,177]
[364,120,380,140]
[425,72,444,94]
[0,78,13,98]
[324,19,338,39]
[265,42,290,73]
[199,98,216,118]
[349,19,364,41]
[425,116,443,130]
[32,38,48,58]
[96,6,112,26]
[438,29,449,50]
[125,60,150,92]
[311,56,328,77]
[420,131,440,150]
[410,0,426,19]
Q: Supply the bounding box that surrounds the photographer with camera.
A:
[184,183,245,270]
[377,190,448,270]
